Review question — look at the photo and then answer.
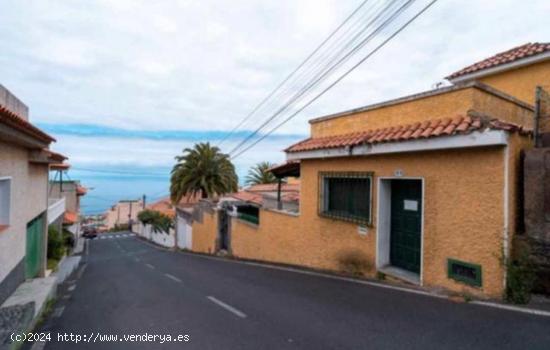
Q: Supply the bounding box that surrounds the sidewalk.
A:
[0,246,83,350]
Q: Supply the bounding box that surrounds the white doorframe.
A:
[376,177,425,285]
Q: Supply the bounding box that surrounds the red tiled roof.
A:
[230,191,264,205]
[148,194,201,218]
[43,149,67,162]
[76,185,87,196]
[286,115,531,153]
[63,211,78,225]
[447,42,550,80]
[50,162,71,170]
[0,105,56,143]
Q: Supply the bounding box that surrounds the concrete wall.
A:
[104,200,143,229]
[309,86,533,138]
[192,209,218,254]
[224,147,509,297]
[49,182,80,213]
[0,142,48,303]
[0,84,29,120]
[478,60,550,105]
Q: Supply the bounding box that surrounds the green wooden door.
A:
[26,215,44,279]
[390,180,422,273]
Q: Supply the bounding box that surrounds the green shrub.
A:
[337,250,371,277]
[62,229,75,248]
[138,209,174,234]
[47,226,65,260]
[506,252,535,304]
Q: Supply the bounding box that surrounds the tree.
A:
[170,142,238,202]
[245,162,278,185]
[138,209,174,234]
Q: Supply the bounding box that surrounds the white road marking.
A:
[62,295,71,300]
[67,285,76,292]
[53,306,65,318]
[145,263,155,269]
[164,274,182,283]
[207,296,247,318]
[135,257,141,262]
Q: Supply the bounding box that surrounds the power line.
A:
[228,0,409,156]
[71,167,168,176]
[216,0,371,147]
[231,0,439,159]
[223,0,389,149]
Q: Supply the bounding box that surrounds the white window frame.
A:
[0,176,12,227]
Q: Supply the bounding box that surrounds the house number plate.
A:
[404,200,418,211]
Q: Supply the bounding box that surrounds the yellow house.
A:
[192,43,549,299]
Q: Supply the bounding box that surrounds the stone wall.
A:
[524,148,550,292]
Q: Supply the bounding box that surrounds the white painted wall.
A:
[133,221,175,248]
[176,215,192,249]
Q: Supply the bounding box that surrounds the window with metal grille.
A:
[447,258,482,287]
[237,205,260,225]
[319,172,372,225]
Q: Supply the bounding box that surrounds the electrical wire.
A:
[228,0,411,156]
[216,0,371,146]
[231,0,439,159]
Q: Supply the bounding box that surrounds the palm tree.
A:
[245,161,278,185]
[170,142,238,202]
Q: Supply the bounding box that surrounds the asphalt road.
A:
[30,232,550,350]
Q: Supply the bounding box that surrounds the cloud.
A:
[1,0,549,172]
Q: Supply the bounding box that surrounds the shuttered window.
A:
[319,172,372,225]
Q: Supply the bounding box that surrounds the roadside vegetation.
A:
[138,209,174,233]
[47,225,74,271]
[245,162,278,185]
[170,142,238,202]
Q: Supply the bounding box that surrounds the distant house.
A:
[191,43,549,298]
[134,194,201,249]
[0,85,66,304]
[49,176,87,239]
[104,199,143,230]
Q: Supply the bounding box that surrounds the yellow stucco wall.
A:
[310,86,533,138]
[192,210,218,254]
[228,146,514,298]
[478,60,550,105]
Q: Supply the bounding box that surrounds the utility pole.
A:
[128,201,133,232]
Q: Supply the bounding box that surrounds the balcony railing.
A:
[47,197,66,224]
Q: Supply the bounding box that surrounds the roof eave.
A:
[447,51,550,83]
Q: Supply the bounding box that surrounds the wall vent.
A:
[447,259,482,287]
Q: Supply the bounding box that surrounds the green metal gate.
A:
[26,215,44,279]
[390,180,422,274]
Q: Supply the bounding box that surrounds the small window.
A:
[319,172,372,225]
[0,178,11,226]
[237,205,259,225]
[448,258,482,287]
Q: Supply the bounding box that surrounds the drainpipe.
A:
[535,86,541,148]
[277,178,282,210]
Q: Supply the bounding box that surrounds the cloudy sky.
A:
[1,0,548,212]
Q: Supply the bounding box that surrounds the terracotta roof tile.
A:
[286,115,532,153]
[63,211,78,225]
[447,42,550,80]
[0,105,55,143]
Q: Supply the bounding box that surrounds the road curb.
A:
[173,248,550,318]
